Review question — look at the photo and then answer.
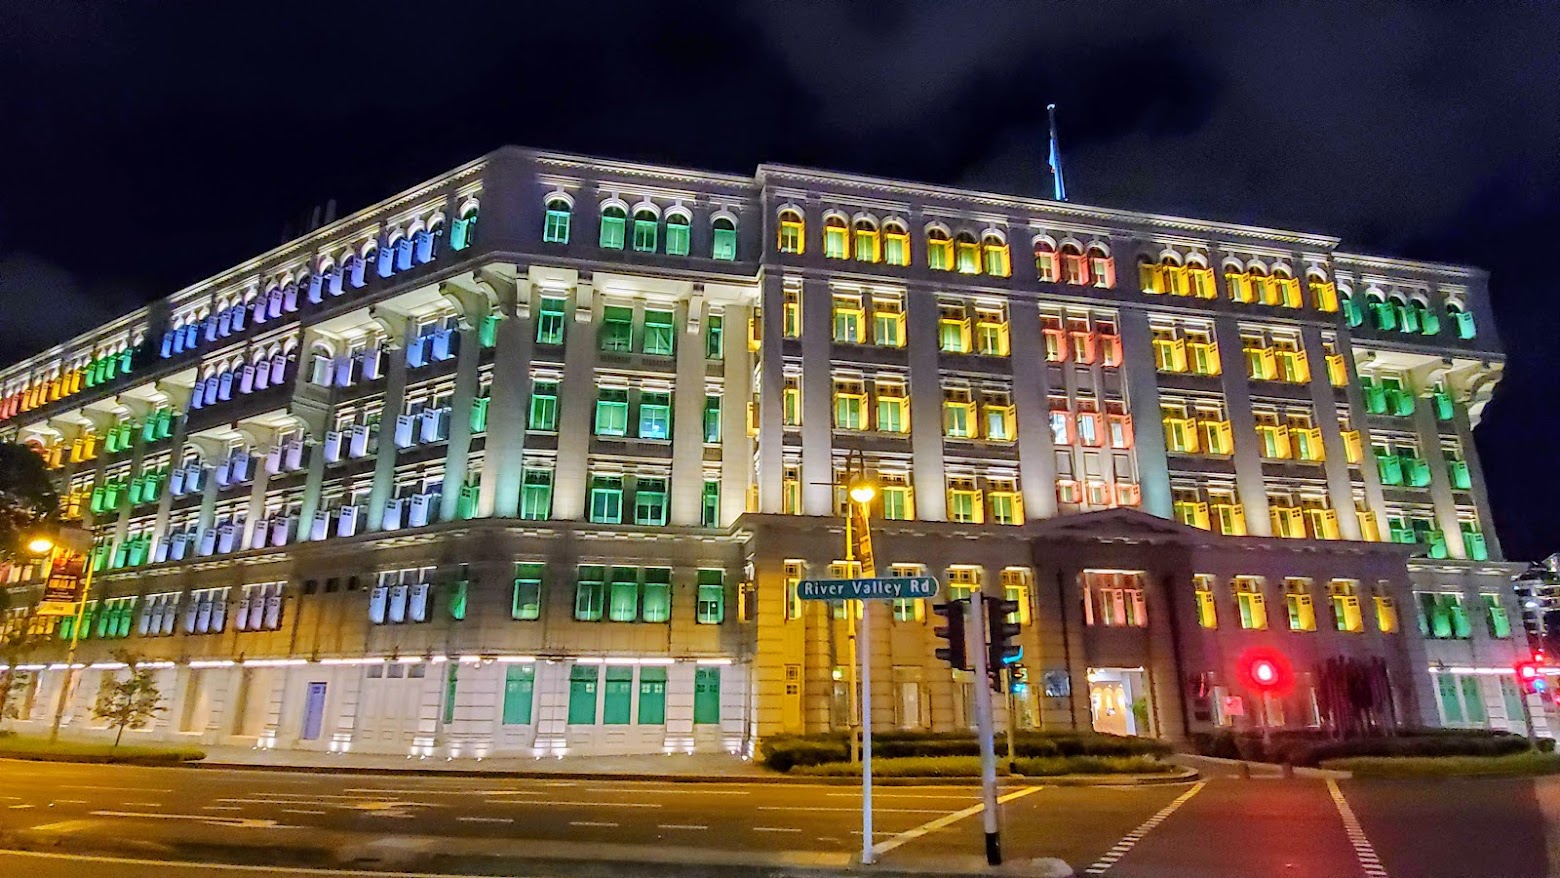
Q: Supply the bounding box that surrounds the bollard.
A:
[1239,761,1251,779]
[1281,761,1294,779]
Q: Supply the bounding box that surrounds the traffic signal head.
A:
[986,597,1023,693]
[1517,660,1547,695]
[933,600,969,671]
[1238,648,1293,695]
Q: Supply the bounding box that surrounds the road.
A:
[0,760,1553,877]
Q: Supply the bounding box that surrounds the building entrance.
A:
[1088,667,1150,736]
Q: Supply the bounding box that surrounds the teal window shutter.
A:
[512,563,543,620]
[642,568,671,622]
[502,665,535,725]
[575,566,606,621]
[712,221,737,261]
[543,202,572,244]
[602,666,634,724]
[567,664,599,724]
[666,219,691,256]
[637,666,667,724]
[608,567,640,622]
[694,666,721,724]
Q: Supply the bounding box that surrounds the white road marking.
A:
[871,786,1044,859]
[1328,779,1389,878]
[457,816,514,824]
[53,799,87,805]
[568,820,619,828]
[121,802,163,808]
[9,804,33,810]
[1083,781,1206,875]
[202,806,244,811]
[657,823,709,830]
[759,805,948,814]
[753,826,803,833]
[61,785,173,793]
[826,791,976,800]
[582,787,749,796]
[481,799,660,808]
[280,809,327,816]
[89,810,287,829]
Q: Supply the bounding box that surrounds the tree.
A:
[0,589,45,722]
[92,653,164,747]
[0,442,58,563]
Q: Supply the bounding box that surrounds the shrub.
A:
[1013,755,1177,776]
[0,736,204,765]
[1324,752,1560,779]
[1191,727,1535,766]
[794,756,992,777]
[762,730,1167,771]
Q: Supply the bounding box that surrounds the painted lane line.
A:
[120,802,163,808]
[759,805,949,814]
[753,826,804,833]
[89,810,288,829]
[457,816,514,824]
[658,823,710,830]
[871,785,1044,858]
[54,799,88,805]
[481,799,660,808]
[826,792,977,800]
[568,820,619,828]
[202,806,245,811]
[582,787,750,795]
[344,788,543,796]
[280,809,327,816]
[1328,779,1389,878]
[61,785,173,793]
[9,804,33,810]
[1082,781,1205,875]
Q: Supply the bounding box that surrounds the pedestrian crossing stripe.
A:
[1328,778,1389,878]
[1083,781,1206,875]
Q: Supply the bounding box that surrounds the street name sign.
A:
[797,576,938,601]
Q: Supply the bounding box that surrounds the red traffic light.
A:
[1519,662,1540,681]
[1517,659,1548,695]
[1238,648,1294,695]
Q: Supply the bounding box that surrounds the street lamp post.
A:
[843,453,877,865]
[30,526,96,744]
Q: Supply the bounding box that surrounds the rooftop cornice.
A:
[1334,251,1487,280]
[525,148,757,189]
[755,163,1343,249]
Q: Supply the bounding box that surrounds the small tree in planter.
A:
[92,653,164,747]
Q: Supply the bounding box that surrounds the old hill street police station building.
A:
[0,148,1540,758]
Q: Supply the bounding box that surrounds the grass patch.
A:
[0,735,205,765]
[1013,755,1178,776]
[762,730,1169,772]
[1323,751,1560,779]
[791,753,1175,778]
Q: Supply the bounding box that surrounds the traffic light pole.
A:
[967,595,1002,866]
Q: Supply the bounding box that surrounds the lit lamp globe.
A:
[848,483,876,505]
[25,535,56,556]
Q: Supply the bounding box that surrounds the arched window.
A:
[665,210,692,257]
[1308,271,1338,313]
[1060,243,1088,285]
[543,198,572,244]
[777,209,805,254]
[451,202,479,251]
[982,233,1011,277]
[1339,286,1363,327]
[1225,263,1254,303]
[1446,301,1476,339]
[853,218,880,263]
[1388,294,1418,333]
[822,214,849,259]
[712,216,738,261]
[954,232,981,274]
[1088,244,1115,288]
[883,221,910,266]
[599,205,627,250]
[1035,240,1059,282]
[1186,256,1215,300]
[1412,297,1440,336]
[1270,267,1302,308]
[632,209,660,253]
[927,227,953,271]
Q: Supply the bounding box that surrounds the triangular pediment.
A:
[1027,507,1209,541]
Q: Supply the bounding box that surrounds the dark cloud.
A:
[1,0,1557,555]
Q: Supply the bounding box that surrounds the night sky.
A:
[3,3,1558,558]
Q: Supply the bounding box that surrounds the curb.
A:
[1178,753,1349,780]
[194,758,1197,786]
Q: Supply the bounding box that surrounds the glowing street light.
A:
[848,480,877,505]
[24,535,56,556]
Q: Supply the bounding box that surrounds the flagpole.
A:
[1047,103,1067,202]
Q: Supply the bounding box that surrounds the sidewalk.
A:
[196,743,775,780]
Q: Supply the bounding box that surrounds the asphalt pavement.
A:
[0,759,1555,877]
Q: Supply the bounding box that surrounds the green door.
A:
[568,665,599,725]
[694,666,721,725]
[501,665,535,725]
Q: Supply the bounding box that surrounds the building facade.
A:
[0,148,1537,756]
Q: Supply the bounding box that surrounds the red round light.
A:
[1253,661,1278,685]
[1520,663,1539,680]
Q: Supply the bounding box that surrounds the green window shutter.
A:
[608,568,640,622]
[520,468,554,520]
[595,388,629,436]
[696,569,725,624]
[442,664,458,725]
[1420,306,1441,336]
[603,666,634,724]
[536,298,566,345]
[1432,392,1454,421]
[1375,451,1403,485]
[666,222,691,257]
[1437,674,1464,724]
[528,381,558,431]
[1363,382,1387,414]
[575,566,605,621]
[1455,310,1476,339]
[642,568,671,622]
[1448,459,1471,490]
[705,315,724,359]
[589,475,623,523]
[701,479,720,527]
[1465,530,1489,561]
[1460,676,1486,724]
[637,666,667,724]
[568,664,599,724]
[1341,295,1363,327]
[512,563,543,620]
[632,218,658,253]
[448,579,468,621]
[703,395,722,443]
[1486,595,1511,638]
[712,226,737,261]
[502,665,535,725]
[600,214,626,250]
[543,208,571,244]
[638,392,671,440]
[1371,300,1397,331]
[643,310,676,356]
[633,478,667,526]
[470,396,490,434]
[601,306,634,352]
[694,666,721,724]
[1397,302,1421,334]
[1448,596,1470,638]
